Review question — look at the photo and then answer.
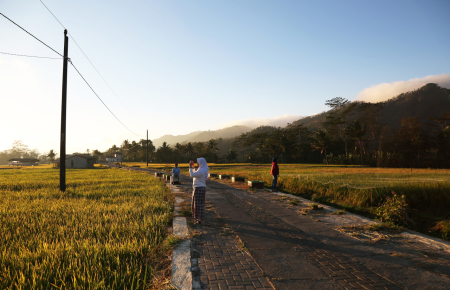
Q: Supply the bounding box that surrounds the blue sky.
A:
[1,0,449,154]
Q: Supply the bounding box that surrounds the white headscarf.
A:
[197,157,209,180]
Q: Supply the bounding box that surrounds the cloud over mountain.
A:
[222,114,303,129]
[355,73,450,103]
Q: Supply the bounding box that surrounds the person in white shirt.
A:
[189,157,209,224]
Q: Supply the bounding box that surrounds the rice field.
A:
[199,164,450,212]
[0,167,173,289]
[140,162,450,226]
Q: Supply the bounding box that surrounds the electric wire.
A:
[39,0,133,114]
[0,12,63,57]
[122,143,145,151]
[69,60,143,137]
[0,51,62,59]
[2,9,143,137]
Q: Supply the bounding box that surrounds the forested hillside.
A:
[107,84,450,168]
[292,83,450,130]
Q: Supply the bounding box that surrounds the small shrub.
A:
[289,199,299,206]
[310,203,319,210]
[436,221,450,240]
[165,235,182,248]
[376,191,410,226]
[179,209,192,217]
[311,194,319,201]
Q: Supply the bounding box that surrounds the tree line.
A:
[0,141,50,165]
[131,83,449,168]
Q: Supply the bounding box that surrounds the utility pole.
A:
[60,29,69,192]
[146,129,149,167]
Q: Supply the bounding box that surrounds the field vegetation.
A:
[142,162,450,239]
[0,168,174,289]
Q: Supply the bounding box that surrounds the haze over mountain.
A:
[152,125,252,148]
[152,82,450,149]
[291,83,450,131]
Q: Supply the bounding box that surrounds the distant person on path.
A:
[271,157,279,192]
[172,163,180,184]
[189,158,209,224]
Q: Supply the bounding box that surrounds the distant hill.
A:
[152,125,252,148]
[291,83,450,130]
[152,84,450,153]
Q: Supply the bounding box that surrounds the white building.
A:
[106,153,122,162]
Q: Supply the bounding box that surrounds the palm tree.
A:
[174,143,182,162]
[185,142,194,161]
[226,149,238,163]
[346,120,366,165]
[207,139,219,162]
[311,129,331,164]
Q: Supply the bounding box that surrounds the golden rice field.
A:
[205,164,450,212]
[137,162,450,219]
[0,168,173,289]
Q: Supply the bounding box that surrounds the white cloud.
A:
[355,73,450,103]
[222,114,303,129]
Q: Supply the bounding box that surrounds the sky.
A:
[1,0,449,155]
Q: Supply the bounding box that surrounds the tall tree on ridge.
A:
[324,97,356,156]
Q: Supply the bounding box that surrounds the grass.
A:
[331,209,346,215]
[0,168,174,289]
[289,199,300,206]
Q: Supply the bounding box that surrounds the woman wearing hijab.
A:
[189,157,209,224]
[271,157,279,192]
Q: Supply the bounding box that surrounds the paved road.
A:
[121,166,450,289]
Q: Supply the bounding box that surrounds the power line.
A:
[0,12,63,57]
[1,9,142,137]
[39,0,133,114]
[0,51,62,59]
[69,60,143,137]
[39,0,65,29]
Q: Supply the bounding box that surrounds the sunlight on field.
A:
[0,168,173,289]
[145,163,450,215]
[0,164,54,169]
[121,162,252,169]
[176,163,450,190]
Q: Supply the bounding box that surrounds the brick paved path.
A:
[216,189,401,290]
[204,180,450,290]
[192,208,273,289]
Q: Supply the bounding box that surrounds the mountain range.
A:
[152,83,450,148]
[152,125,252,148]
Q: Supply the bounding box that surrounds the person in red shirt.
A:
[271,157,279,192]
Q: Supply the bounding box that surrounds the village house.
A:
[54,154,95,169]
[105,152,122,162]
[8,158,39,166]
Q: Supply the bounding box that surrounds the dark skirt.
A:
[192,187,206,220]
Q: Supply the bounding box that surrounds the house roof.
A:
[8,158,39,162]
[54,154,95,162]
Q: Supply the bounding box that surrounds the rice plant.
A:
[0,168,173,289]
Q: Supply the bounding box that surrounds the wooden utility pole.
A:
[60,29,69,192]
[146,130,149,166]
